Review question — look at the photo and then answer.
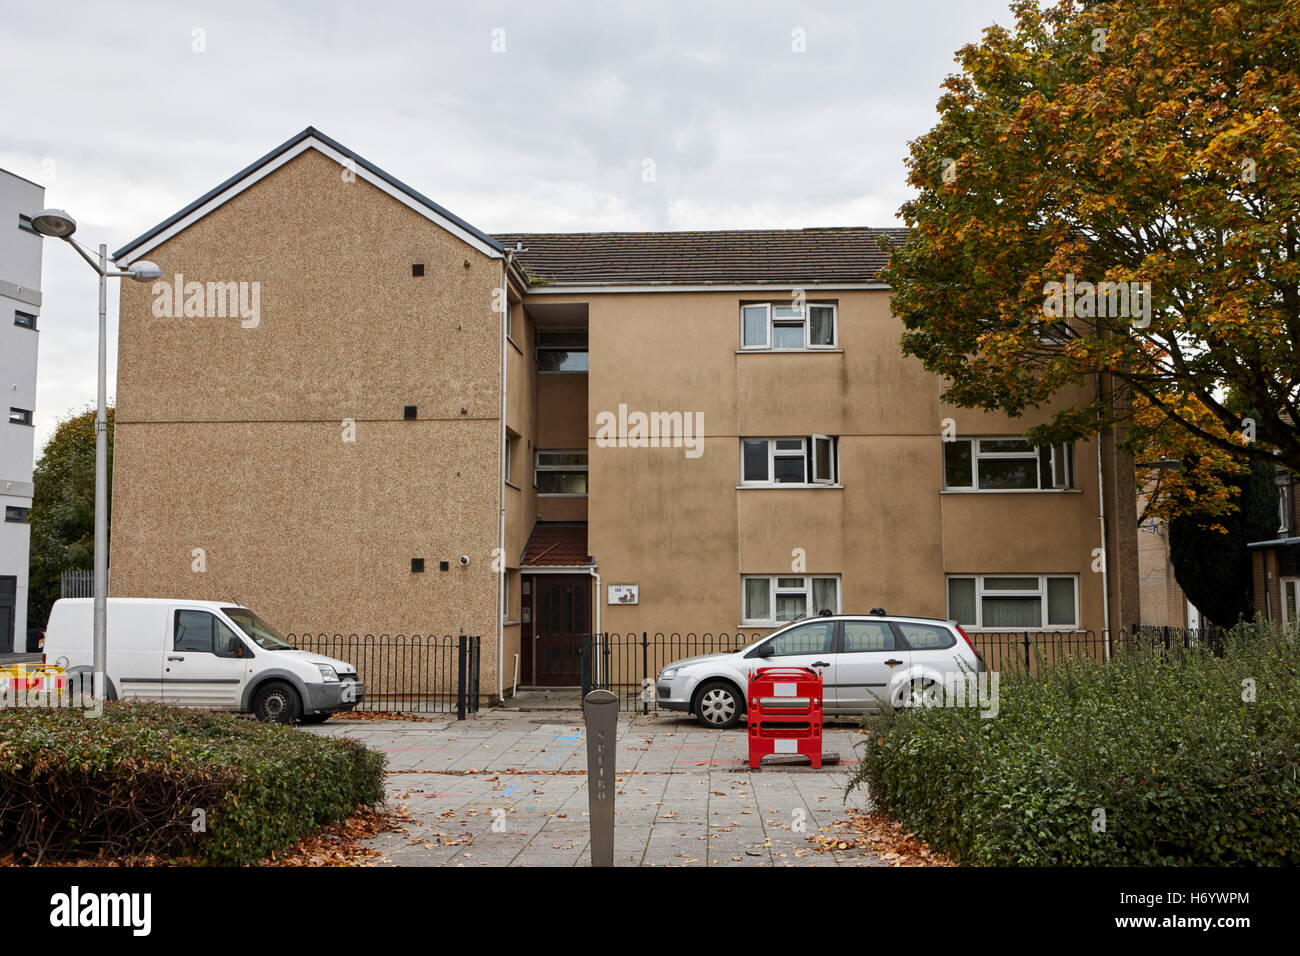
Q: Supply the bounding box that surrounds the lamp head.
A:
[30,208,77,238]
[128,261,163,282]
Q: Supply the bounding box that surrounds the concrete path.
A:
[304,709,885,866]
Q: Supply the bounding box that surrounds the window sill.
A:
[940,488,1082,495]
[959,626,1082,633]
[736,348,843,355]
[504,480,521,491]
[504,620,520,627]
[737,484,843,490]
[537,493,589,498]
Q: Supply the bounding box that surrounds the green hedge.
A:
[850,623,1300,865]
[0,701,385,865]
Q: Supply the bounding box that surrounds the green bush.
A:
[0,701,385,865]
[850,622,1300,865]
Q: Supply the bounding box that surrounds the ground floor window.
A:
[946,574,1078,629]
[742,574,840,625]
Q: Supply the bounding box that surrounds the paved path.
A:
[305,710,884,866]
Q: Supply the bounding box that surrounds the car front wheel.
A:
[694,680,744,729]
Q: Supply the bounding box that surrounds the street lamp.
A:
[1136,457,1185,473]
[30,209,160,701]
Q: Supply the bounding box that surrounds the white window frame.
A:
[534,449,588,497]
[741,574,841,626]
[740,303,771,350]
[811,434,835,484]
[946,574,1079,630]
[805,304,837,349]
[943,437,1074,492]
[739,302,837,352]
[740,437,839,487]
[1279,482,1291,534]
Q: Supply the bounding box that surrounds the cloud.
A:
[0,0,1018,447]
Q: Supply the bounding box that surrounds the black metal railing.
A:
[965,629,1110,674]
[287,633,481,717]
[581,631,764,712]
[1123,622,1229,656]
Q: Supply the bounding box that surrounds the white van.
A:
[43,598,364,723]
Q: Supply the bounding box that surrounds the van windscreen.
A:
[222,608,293,649]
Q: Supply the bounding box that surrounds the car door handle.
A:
[812,661,830,668]
[884,659,903,667]
[167,655,185,661]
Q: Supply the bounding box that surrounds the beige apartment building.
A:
[109,128,1138,697]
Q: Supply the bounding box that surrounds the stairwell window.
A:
[943,437,1074,491]
[741,436,837,485]
[537,330,588,372]
[9,408,32,426]
[535,450,588,496]
[740,302,836,351]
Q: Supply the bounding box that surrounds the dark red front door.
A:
[531,574,590,686]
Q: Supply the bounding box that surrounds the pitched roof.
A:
[112,127,905,285]
[113,127,504,263]
[521,523,590,567]
[491,227,907,286]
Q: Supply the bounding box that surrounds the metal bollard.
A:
[583,689,618,867]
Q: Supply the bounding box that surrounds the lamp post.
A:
[29,209,160,701]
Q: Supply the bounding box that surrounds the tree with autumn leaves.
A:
[885,0,1300,532]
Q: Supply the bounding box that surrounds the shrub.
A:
[849,622,1300,865]
[0,701,385,865]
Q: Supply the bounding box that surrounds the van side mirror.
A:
[757,643,775,658]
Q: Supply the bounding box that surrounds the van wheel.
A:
[694,681,744,729]
[298,713,331,725]
[252,682,301,724]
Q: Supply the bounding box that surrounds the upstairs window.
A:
[740,302,836,351]
[741,436,838,486]
[17,214,38,235]
[943,438,1074,491]
[14,310,36,330]
[535,450,588,495]
[5,506,30,523]
[9,408,32,426]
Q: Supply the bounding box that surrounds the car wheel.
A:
[252,681,301,724]
[694,680,743,729]
[298,712,331,725]
[894,678,937,711]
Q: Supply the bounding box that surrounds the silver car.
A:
[655,613,984,728]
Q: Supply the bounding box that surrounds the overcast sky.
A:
[1,0,1018,451]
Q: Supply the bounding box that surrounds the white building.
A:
[0,168,43,653]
